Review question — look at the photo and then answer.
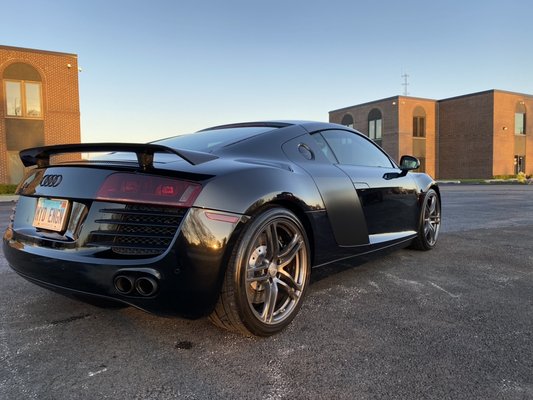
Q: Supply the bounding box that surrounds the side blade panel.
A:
[282,136,369,246]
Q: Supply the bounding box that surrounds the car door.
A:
[313,129,419,238]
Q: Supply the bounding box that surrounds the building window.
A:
[368,108,382,146]
[514,155,525,174]
[515,113,526,135]
[341,114,354,128]
[4,80,42,118]
[413,106,426,137]
[5,81,21,116]
[515,102,526,135]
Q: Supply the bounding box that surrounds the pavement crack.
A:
[428,282,460,298]
[50,313,92,326]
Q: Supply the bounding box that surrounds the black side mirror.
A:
[383,155,420,180]
[398,155,420,176]
[400,155,420,170]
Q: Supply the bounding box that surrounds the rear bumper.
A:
[3,207,245,319]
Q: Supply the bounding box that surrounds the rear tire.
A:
[410,188,441,251]
[209,208,311,336]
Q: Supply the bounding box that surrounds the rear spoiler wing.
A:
[19,143,218,170]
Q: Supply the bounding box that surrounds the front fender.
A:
[410,172,438,194]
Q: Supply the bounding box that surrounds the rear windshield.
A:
[153,126,276,153]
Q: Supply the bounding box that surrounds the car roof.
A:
[200,120,346,133]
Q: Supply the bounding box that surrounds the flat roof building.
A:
[0,45,81,184]
[329,90,532,179]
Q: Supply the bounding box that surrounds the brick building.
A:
[330,90,532,179]
[0,45,81,184]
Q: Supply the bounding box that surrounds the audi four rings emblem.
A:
[40,175,63,187]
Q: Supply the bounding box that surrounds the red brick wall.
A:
[331,90,533,179]
[0,45,81,183]
[438,92,494,179]
[493,91,533,176]
[396,97,437,178]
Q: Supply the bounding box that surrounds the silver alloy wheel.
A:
[245,219,308,325]
[423,191,441,246]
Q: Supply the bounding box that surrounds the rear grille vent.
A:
[87,205,187,257]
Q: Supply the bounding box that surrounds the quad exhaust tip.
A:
[135,276,158,297]
[114,275,135,294]
[114,274,158,297]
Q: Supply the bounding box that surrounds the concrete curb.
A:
[0,195,19,202]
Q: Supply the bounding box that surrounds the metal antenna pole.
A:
[401,73,409,96]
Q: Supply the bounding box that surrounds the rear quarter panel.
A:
[193,160,325,215]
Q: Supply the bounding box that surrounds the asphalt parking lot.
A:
[1,185,532,400]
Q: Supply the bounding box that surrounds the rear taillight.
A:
[96,173,202,207]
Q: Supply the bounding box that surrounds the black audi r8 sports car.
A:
[4,121,441,336]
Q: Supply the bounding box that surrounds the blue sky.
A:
[2,0,532,143]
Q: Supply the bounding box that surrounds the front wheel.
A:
[410,188,441,251]
[209,208,311,336]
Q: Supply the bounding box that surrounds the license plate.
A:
[32,198,70,232]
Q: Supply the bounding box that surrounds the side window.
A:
[311,131,338,163]
[314,130,394,168]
